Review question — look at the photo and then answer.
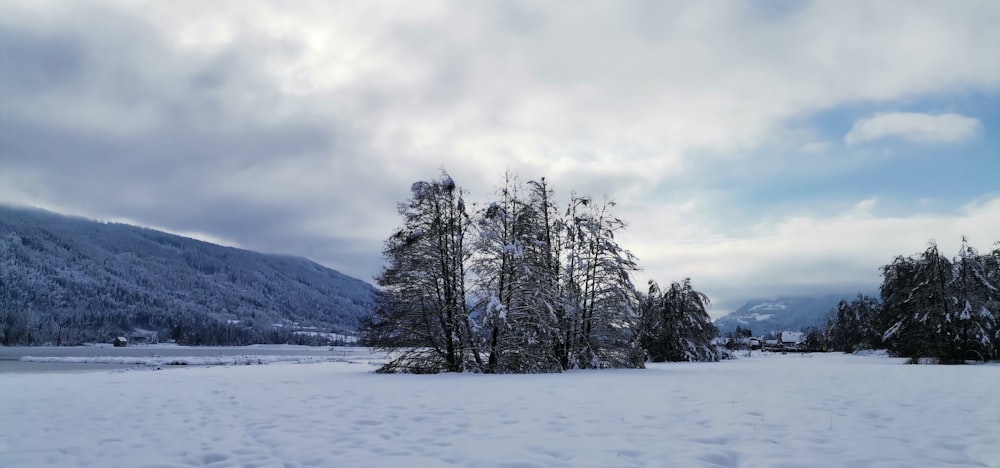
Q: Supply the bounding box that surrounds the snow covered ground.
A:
[2,351,997,467]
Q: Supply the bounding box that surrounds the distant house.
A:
[780,331,804,349]
[721,336,762,351]
[113,336,128,347]
[129,329,159,344]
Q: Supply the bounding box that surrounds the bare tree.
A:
[559,195,643,369]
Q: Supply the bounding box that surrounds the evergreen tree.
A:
[983,244,1000,360]
[878,254,920,355]
[882,242,954,360]
[640,279,720,362]
[801,326,826,351]
[880,239,999,362]
[826,294,880,353]
[948,238,996,361]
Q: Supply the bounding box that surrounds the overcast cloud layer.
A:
[2,0,998,316]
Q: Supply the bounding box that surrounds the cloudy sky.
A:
[2,0,998,316]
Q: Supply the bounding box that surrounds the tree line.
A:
[825,238,999,363]
[360,172,720,373]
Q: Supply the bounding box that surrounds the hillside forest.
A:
[0,206,374,346]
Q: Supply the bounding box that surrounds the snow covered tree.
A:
[881,242,954,360]
[472,179,642,371]
[0,264,30,346]
[557,195,644,369]
[878,254,918,354]
[880,239,998,362]
[825,294,881,353]
[469,174,520,372]
[983,244,1000,360]
[365,172,480,373]
[365,172,653,372]
[519,178,566,370]
[948,238,996,361]
[801,326,826,351]
[471,173,562,373]
[639,278,720,362]
[1,303,29,346]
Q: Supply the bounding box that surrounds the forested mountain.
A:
[0,205,375,345]
[713,294,854,336]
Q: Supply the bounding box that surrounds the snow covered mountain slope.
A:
[0,205,375,345]
[713,294,859,336]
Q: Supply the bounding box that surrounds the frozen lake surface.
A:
[1,351,997,467]
[0,344,375,373]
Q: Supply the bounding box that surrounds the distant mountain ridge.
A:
[713,294,863,336]
[0,205,375,345]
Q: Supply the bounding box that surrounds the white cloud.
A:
[799,141,833,154]
[844,112,983,145]
[1,0,999,307]
[627,197,1000,316]
[10,0,991,197]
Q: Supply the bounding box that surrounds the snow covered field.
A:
[2,352,997,468]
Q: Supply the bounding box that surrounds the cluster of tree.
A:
[825,238,999,363]
[360,172,720,373]
[639,279,719,362]
[826,293,882,353]
[800,326,826,351]
[724,325,754,350]
[0,206,375,346]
